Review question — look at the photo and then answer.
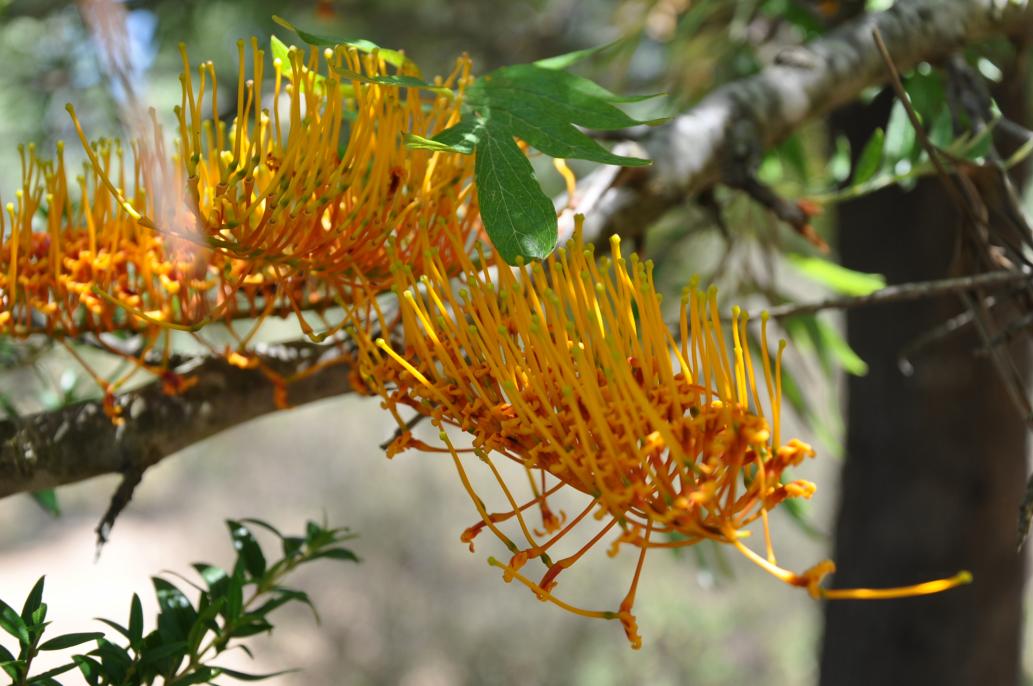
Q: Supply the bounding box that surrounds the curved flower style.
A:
[358,217,971,648]
[1,38,479,408]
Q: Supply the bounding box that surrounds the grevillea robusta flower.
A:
[359,217,971,648]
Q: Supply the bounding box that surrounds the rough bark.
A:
[818,91,1029,684]
[0,341,353,498]
[569,0,1033,243]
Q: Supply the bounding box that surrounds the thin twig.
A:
[764,269,1031,319]
[960,292,1033,427]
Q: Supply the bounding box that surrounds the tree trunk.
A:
[818,91,1029,683]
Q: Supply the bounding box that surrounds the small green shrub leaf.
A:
[38,632,104,651]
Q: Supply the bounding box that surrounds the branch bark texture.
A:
[0,342,353,498]
[572,0,1033,242]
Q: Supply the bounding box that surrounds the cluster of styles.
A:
[0,34,970,648]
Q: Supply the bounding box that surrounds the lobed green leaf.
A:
[475,128,559,263]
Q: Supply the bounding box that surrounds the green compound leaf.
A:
[475,126,560,262]
[416,60,664,264]
[272,21,663,264]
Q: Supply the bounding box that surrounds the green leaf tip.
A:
[271,15,411,70]
[405,57,664,264]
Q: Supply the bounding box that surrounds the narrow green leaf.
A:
[173,666,216,685]
[192,564,229,595]
[777,133,809,182]
[72,655,103,686]
[224,570,244,622]
[826,134,851,184]
[227,616,273,638]
[138,639,189,666]
[26,676,64,686]
[405,132,468,154]
[239,518,283,539]
[475,129,557,263]
[93,618,132,642]
[903,70,945,126]
[0,599,30,646]
[0,644,14,662]
[87,639,131,683]
[187,597,225,654]
[333,68,451,95]
[269,34,291,68]
[128,593,143,646]
[270,35,343,98]
[29,490,60,517]
[928,108,954,149]
[815,318,868,376]
[852,128,884,186]
[883,100,917,166]
[0,659,22,681]
[785,314,868,377]
[208,665,297,681]
[38,632,104,651]
[309,548,359,563]
[20,577,45,625]
[255,588,320,623]
[30,661,78,680]
[153,578,197,643]
[272,15,410,69]
[533,37,630,71]
[226,520,267,579]
[785,254,886,296]
[281,537,305,559]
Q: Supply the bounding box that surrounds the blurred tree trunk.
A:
[818,74,1030,684]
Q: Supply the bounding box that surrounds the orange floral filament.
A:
[357,216,971,648]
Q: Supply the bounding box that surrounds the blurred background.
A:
[0,1,1029,684]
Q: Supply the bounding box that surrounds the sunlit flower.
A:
[1,38,479,406]
[360,216,971,648]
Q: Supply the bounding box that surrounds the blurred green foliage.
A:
[0,518,357,685]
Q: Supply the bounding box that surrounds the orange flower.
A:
[360,216,971,648]
[2,38,480,405]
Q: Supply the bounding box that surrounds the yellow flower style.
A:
[1,37,479,408]
[360,217,971,648]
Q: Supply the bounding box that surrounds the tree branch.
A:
[564,0,1033,243]
[6,0,1033,501]
[765,268,1033,319]
[0,340,354,498]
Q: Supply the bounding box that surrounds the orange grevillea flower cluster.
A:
[357,218,972,648]
[0,39,479,407]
